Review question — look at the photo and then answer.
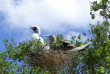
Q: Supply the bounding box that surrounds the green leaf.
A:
[78,34,81,40]
[97,67,106,73]
[83,33,86,36]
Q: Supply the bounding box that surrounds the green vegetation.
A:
[0,0,110,73]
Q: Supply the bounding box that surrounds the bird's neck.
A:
[50,38,56,48]
[34,30,40,36]
[50,39,56,44]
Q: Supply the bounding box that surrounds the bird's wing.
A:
[61,41,71,45]
[67,43,91,53]
[39,37,45,45]
[61,41,75,48]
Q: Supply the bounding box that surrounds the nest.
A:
[27,49,73,73]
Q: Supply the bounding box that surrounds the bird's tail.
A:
[67,43,91,53]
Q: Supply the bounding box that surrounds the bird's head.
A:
[29,26,41,35]
[45,35,56,41]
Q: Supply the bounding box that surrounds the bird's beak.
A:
[44,35,50,38]
[29,26,33,29]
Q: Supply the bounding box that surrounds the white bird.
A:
[29,26,44,45]
[45,35,91,53]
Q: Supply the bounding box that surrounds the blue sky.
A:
[0,0,98,52]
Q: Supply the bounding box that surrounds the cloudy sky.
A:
[0,0,98,51]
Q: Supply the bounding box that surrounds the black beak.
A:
[29,26,33,29]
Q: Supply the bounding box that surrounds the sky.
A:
[0,0,99,52]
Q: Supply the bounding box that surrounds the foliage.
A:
[85,0,110,73]
[90,0,110,20]
[1,39,51,74]
[0,32,88,74]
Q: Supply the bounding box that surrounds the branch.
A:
[67,43,91,53]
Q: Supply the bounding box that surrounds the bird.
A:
[45,35,91,53]
[29,26,44,45]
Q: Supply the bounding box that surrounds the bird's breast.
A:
[30,34,39,41]
[30,33,44,45]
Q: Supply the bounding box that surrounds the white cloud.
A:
[0,0,91,32]
[0,0,100,43]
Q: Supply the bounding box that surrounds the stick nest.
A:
[27,49,73,73]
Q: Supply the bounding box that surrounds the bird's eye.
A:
[33,27,37,30]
